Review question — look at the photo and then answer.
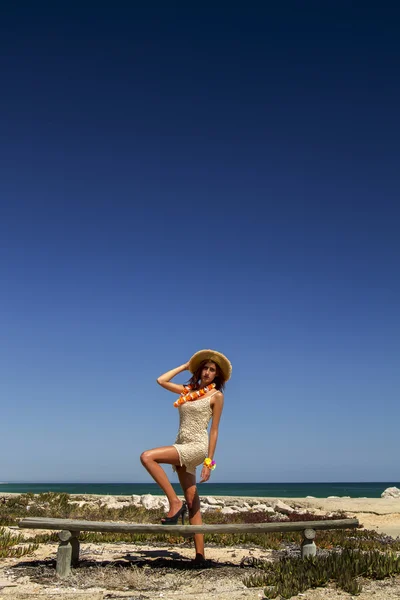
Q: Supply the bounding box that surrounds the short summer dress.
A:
[172,391,217,475]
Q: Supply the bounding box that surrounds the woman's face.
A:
[201,361,218,385]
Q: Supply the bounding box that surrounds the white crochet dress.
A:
[172,392,217,475]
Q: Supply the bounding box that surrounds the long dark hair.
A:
[187,360,226,391]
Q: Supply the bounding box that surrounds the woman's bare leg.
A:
[140,446,183,517]
[176,466,205,560]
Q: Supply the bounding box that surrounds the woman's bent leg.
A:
[176,466,205,560]
[140,446,182,517]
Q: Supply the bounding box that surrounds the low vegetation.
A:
[245,549,400,598]
[0,527,38,559]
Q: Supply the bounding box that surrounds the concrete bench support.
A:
[301,527,317,557]
[56,530,73,578]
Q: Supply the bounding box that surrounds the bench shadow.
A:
[10,550,235,572]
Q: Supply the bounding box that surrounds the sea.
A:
[0,482,397,498]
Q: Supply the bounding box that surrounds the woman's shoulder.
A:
[211,390,224,405]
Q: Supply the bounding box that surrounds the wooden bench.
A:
[19,516,359,578]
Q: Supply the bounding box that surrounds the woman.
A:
[140,349,232,562]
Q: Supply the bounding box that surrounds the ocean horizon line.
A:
[1,480,397,485]
[1,481,398,499]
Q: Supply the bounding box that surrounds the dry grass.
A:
[11,555,242,592]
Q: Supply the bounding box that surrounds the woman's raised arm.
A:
[156,362,190,393]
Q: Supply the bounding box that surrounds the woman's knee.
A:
[184,489,200,513]
[140,450,152,466]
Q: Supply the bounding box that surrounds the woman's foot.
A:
[161,501,187,525]
[191,553,209,567]
[194,552,205,563]
[165,499,184,519]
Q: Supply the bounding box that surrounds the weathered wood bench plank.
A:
[19,516,358,534]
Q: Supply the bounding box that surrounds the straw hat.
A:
[189,349,232,381]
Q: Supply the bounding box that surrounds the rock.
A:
[221,507,236,514]
[102,501,121,510]
[140,494,154,508]
[229,505,249,513]
[203,496,225,506]
[141,494,165,509]
[381,487,400,498]
[270,514,290,521]
[158,496,169,509]
[99,496,132,510]
[99,495,116,505]
[200,502,219,512]
[252,504,274,513]
[235,498,260,507]
[311,508,328,517]
[273,500,295,515]
[69,500,88,508]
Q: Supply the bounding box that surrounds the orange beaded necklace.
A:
[173,383,216,407]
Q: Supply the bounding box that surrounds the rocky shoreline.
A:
[2,490,399,532]
[62,493,359,519]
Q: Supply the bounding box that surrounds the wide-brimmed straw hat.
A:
[189,349,232,382]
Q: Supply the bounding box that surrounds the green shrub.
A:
[0,527,38,558]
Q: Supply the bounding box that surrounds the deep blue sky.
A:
[1,2,399,483]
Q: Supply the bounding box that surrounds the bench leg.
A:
[301,528,316,558]
[56,530,73,578]
[71,531,80,567]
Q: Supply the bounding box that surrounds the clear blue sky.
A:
[1,2,399,483]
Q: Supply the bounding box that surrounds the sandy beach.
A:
[1,494,400,599]
[217,496,400,538]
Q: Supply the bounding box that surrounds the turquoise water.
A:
[0,482,396,498]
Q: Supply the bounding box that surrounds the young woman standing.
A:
[140,349,232,562]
